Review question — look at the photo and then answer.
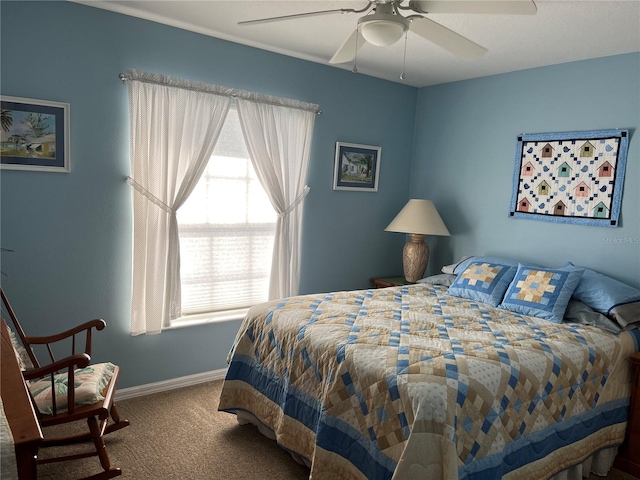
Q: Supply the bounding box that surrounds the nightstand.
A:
[370,276,413,288]
[614,351,640,477]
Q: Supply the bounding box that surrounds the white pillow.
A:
[441,256,472,274]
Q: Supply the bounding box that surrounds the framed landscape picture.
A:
[333,142,381,192]
[1,96,70,172]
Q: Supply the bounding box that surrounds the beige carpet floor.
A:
[37,380,638,479]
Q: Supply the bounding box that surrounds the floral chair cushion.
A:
[28,362,115,415]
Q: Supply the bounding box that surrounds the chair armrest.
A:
[25,319,106,345]
[22,353,91,381]
[25,319,106,363]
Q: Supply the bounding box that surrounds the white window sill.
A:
[165,308,248,330]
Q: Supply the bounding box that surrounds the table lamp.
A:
[385,199,450,282]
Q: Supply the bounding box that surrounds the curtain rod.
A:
[118,73,322,115]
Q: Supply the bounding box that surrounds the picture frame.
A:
[333,142,381,192]
[1,96,70,173]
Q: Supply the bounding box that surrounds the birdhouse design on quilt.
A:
[592,202,609,218]
[512,130,628,226]
[580,141,595,157]
[574,181,590,197]
[518,197,531,212]
[521,161,534,176]
[553,201,567,215]
[537,181,550,196]
[541,144,554,158]
[557,162,572,178]
[598,161,613,177]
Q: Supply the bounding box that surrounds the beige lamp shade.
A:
[385,199,450,236]
[385,199,450,282]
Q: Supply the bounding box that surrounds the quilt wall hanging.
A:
[509,129,629,227]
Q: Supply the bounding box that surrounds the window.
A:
[175,106,276,325]
[126,70,317,335]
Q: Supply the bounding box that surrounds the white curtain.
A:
[127,70,231,335]
[236,99,317,300]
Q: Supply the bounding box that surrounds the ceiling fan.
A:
[239,1,537,67]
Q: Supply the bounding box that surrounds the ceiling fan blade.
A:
[409,16,487,59]
[239,8,358,26]
[329,29,361,64]
[409,1,536,15]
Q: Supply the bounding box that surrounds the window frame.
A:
[167,308,249,329]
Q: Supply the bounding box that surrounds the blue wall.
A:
[412,53,640,289]
[2,2,638,390]
[0,1,416,388]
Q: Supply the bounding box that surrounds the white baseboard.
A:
[114,368,227,401]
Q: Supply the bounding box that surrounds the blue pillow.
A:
[447,262,517,307]
[566,263,640,315]
[452,256,531,275]
[499,264,584,323]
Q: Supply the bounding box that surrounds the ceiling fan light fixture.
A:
[358,14,409,47]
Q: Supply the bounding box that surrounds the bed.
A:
[218,258,640,479]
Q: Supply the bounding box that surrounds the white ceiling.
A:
[75,0,640,87]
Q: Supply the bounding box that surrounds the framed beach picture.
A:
[1,96,70,172]
[333,142,381,192]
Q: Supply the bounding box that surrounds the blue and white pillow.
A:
[447,262,517,307]
[499,264,584,323]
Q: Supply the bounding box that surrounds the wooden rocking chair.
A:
[1,287,130,479]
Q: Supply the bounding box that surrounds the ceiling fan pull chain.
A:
[353,24,360,73]
[400,30,408,80]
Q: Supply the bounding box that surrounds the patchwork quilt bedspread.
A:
[218,284,640,480]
